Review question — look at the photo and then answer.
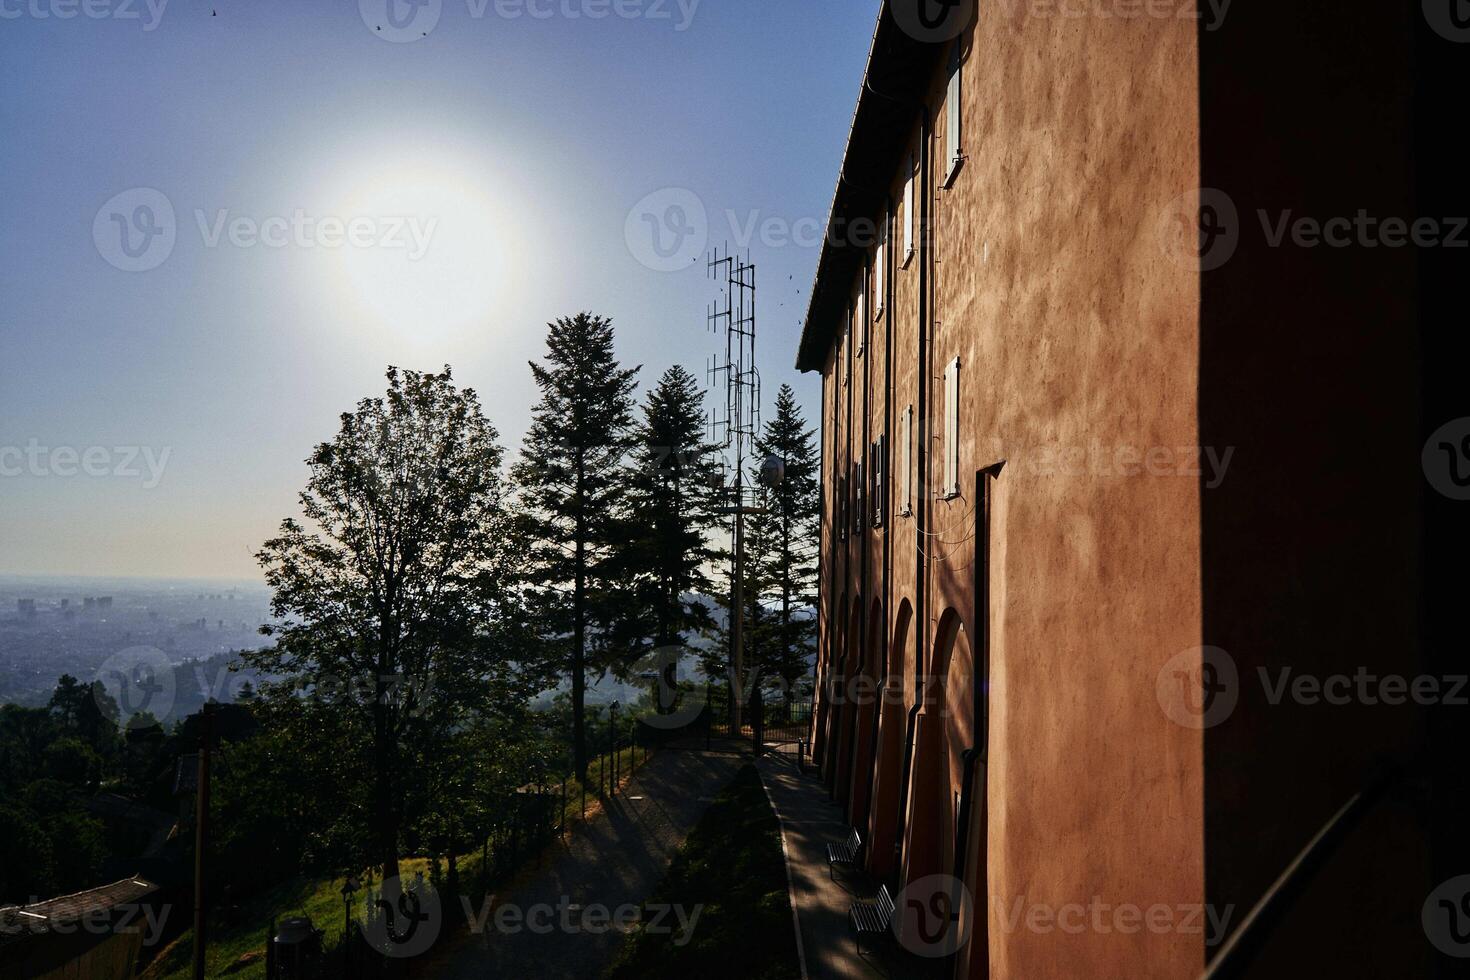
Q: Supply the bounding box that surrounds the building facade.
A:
[801,3,1450,978]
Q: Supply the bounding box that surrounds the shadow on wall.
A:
[1197,2,1455,976]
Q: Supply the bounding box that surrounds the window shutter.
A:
[856,284,867,355]
[945,43,963,184]
[840,328,848,387]
[903,154,916,262]
[900,406,913,516]
[944,357,961,497]
[874,224,886,317]
[838,475,847,539]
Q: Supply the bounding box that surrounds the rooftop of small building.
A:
[0,876,158,947]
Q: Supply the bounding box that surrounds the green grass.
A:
[140,743,656,980]
[604,764,800,980]
[140,858,445,980]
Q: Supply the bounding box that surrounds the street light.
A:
[339,877,359,977]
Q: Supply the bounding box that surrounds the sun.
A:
[330,159,514,342]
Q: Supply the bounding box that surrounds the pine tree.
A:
[615,366,724,659]
[512,313,640,778]
[752,385,820,702]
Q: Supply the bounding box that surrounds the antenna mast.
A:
[706,246,760,734]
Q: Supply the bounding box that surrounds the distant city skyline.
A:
[0,1,877,580]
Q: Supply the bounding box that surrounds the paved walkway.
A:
[435,748,745,980]
[757,748,886,980]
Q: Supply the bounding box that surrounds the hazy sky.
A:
[0,0,878,580]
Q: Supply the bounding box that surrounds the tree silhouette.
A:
[612,366,724,668]
[247,366,519,881]
[512,314,640,778]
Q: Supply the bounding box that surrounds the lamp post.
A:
[339,877,358,978]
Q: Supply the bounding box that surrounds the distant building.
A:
[16,599,36,618]
[96,597,113,610]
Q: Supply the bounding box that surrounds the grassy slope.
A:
[140,743,656,980]
[604,764,800,980]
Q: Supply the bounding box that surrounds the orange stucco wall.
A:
[813,7,1203,978]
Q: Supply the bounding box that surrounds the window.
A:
[855,281,867,355]
[942,356,960,498]
[874,220,886,318]
[900,405,914,516]
[837,475,848,540]
[852,460,865,532]
[871,436,887,527]
[839,327,847,387]
[903,153,916,265]
[943,42,964,188]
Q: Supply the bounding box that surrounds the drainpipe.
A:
[859,201,895,840]
[894,104,933,869]
[950,466,997,974]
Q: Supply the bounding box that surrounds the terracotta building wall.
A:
[814,6,1204,978]
[934,9,1202,978]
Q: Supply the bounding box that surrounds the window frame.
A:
[870,435,886,528]
[942,356,961,499]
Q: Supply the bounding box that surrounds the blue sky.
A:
[0,0,878,580]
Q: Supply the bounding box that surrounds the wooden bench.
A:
[826,827,863,879]
[849,884,896,954]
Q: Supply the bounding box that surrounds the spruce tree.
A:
[512,313,639,778]
[752,384,820,702]
[615,366,724,659]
